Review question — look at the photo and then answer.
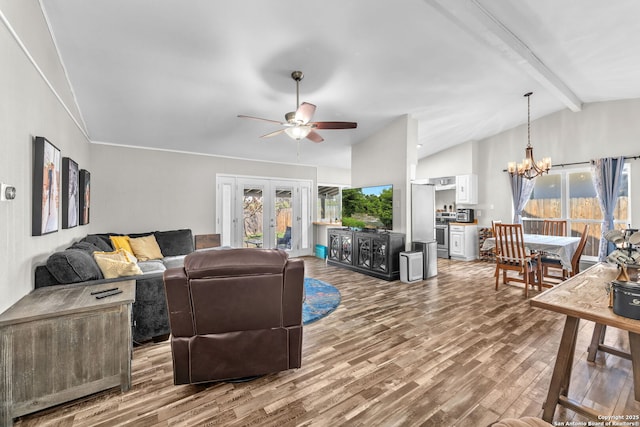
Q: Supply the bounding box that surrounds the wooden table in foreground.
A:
[0,280,135,426]
[530,263,640,422]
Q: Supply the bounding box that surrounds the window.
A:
[317,185,342,223]
[522,164,630,260]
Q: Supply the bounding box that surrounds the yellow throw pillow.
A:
[110,235,133,254]
[93,249,143,279]
[129,235,164,261]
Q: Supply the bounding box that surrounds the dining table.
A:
[481,233,582,272]
[530,263,640,422]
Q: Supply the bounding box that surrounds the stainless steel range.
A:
[435,212,456,258]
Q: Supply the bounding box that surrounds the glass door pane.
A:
[216,176,237,247]
[274,185,293,251]
[299,181,312,253]
[242,184,265,248]
[221,182,233,247]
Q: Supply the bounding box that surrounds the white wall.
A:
[351,115,418,237]
[419,98,640,227]
[416,140,476,178]
[317,165,350,187]
[0,1,91,313]
[89,143,317,235]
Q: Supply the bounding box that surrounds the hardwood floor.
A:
[15,257,640,426]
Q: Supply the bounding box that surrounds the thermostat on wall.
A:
[1,183,16,201]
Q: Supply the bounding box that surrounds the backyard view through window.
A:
[522,165,630,260]
[317,186,341,223]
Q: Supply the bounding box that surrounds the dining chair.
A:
[490,220,502,260]
[494,223,542,298]
[542,224,590,281]
[542,219,567,236]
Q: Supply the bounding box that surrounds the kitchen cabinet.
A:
[328,229,405,280]
[455,174,478,205]
[449,224,478,261]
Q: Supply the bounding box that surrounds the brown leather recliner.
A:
[163,248,304,384]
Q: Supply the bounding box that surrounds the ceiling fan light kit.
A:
[285,126,312,140]
[238,70,357,143]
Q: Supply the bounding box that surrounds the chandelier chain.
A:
[527,92,531,147]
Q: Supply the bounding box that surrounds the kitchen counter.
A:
[314,222,342,247]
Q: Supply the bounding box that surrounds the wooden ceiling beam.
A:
[426,0,582,112]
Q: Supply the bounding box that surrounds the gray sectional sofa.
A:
[34,229,197,343]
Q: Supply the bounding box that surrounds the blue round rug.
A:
[303,278,341,325]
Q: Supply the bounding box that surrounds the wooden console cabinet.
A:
[0,281,135,426]
[327,228,405,280]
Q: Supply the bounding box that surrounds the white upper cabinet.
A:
[455,174,478,205]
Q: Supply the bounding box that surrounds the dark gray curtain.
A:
[509,174,535,223]
[591,156,625,261]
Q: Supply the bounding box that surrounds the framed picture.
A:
[79,169,90,225]
[62,157,79,229]
[32,136,61,236]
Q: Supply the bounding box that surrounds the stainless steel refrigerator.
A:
[410,184,437,278]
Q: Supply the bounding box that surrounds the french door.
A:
[216,175,312,257]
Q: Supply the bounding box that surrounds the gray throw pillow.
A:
[128,231,156,239]
[46,249,103,284]
[68,241,102,254]
[82,234,113,252]
[154,229,194,256]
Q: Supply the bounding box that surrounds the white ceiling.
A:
[40,0,640,169]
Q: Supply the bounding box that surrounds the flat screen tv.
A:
[342,184,393,230]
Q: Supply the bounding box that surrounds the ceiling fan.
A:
[238,71,357,143]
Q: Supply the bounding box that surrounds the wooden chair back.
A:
[542,223,591,282]
[493,223,541,298]
[491,220,502,236]
[491,220,503,256]
[542,220,567,236]
[570,224,590,276]
[494,223,528,264]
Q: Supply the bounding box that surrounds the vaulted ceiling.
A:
[41,0,640,169]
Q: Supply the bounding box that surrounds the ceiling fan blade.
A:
[311,121,358,129]
[306,130,324,143]
[260,129,286,138]
[295,102,316,124]
[238,114,285,125]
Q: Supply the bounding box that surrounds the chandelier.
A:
[507,92,551,179]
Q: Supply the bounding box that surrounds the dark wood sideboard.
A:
[327,228,405,280]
